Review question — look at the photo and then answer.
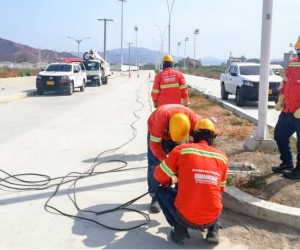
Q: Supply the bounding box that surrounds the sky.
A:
[1,0,300,60]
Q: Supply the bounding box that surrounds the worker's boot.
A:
[170,224,190,243]
[150,197,161,213]
[272,162,294,173]
[206,224,220,244]
[283,167,300,179]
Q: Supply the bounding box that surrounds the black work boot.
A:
[170,224,190,243]
[283,168,300,179]
[272,162,294,173]
[206,224,220,244]
[150,197,161,213]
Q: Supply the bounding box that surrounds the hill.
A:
[0,37,76,63]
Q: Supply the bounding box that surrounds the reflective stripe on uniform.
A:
[180,85,187,89]
[220,181,226,187]
[160,83,179,89]
[159,161,175,177]
[152,89,159,93]
[181,148,228,164]
[189,135,194,142]
[150,135,162,143]
[289,62,300,67]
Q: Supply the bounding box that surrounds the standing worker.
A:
[151,55,190,108]
[154,118,228,244]
[147,104,199,212]
[272,35,300,179]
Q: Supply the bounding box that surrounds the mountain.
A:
[0,37,76,63]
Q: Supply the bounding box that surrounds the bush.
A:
[25,70,33,76]
[17,71,25,77]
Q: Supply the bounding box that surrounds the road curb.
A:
[0,90,36,103]
[223,186,300,229]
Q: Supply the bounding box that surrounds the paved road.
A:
[1,72,297,249]
[0,71,254,249]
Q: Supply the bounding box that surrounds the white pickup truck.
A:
[220,62,283,106]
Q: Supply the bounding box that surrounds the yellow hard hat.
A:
[294,36,300,49]
[194,118,216,135]
[169,113,191,142]
[163,55,174,62]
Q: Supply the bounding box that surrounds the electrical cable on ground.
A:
[0,77,156,231]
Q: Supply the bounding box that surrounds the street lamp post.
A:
[165,0,175,55]
[119,0,126,65]
[177,42,181,64]
[155,25,168,69]
[67,36,90,58]
[184,37,189,69]
[134,26,138,68]
[193,29,200,70]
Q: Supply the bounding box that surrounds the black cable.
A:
[0,80,155,231]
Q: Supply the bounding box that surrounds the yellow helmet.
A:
[163,55,174,62]
[169,113,191,142]
[294,36,300,49]
[194,118,216,135]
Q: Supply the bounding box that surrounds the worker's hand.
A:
[170,175,178,185]
[294,108,300,119]
[275,95,284,111]
[181,98,190,107]
[153,101,158,108]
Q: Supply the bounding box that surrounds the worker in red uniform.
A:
[272,36,300,179]
[147,104,199,212]
[151,55,189,108]
[154,118,228,244]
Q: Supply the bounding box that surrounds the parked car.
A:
[36,61,87,95]
[220,63,283,106]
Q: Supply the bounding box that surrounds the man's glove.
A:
[181,98,190,107]
[275,95,285,111]
[294,108,300,119]
[153,101,157,108]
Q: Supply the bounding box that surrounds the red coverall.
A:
[148,104,198,162]
[151,68,188,108]
[280,57,300,113]
[154,140,228,225]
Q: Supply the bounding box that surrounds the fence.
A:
[0,61,48,69]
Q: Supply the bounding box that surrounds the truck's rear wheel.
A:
[104,76,108,85]
[80,80,85,92]
[221,84,229,100]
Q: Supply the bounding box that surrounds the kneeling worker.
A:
[147,104,199,212]
[154,118,228,244]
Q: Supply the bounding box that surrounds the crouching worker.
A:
[147,104,199,212]
[154,118,228,244]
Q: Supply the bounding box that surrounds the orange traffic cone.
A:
[148,72,151,78]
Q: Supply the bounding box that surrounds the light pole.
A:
[193,29,200,70]
[155,25,168,69]
[165,0,175,55]
[119,0,126,65]
[153,39,161,70]
[184,37,189,69]
[67,36,90,58]
[177,42,181,64]
[98,18,113,61]
[134,26,138,68]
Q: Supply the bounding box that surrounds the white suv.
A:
[36,62,87,95]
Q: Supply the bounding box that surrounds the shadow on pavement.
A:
[83,153,147,164]
[72,203,217,249]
